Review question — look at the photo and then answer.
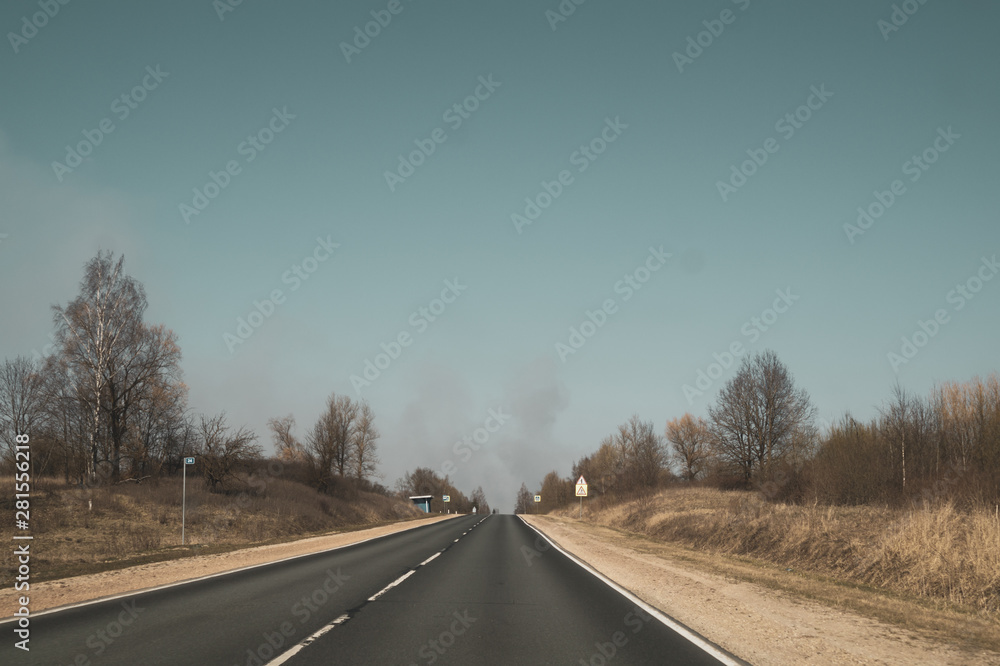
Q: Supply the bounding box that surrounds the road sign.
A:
[575,476,588,497]
[442,495,450,502]
[534,495,541,503]
[181,457,196,545]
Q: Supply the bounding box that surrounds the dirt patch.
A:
[1,514,459,618]
[523,514,1000,666]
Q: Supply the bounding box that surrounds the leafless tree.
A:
[665,413,712,481]
[267,414,306,462]
[709,350,816,486]
[538,471,572,512]
[129,375,189,477]
[198,413,262,491]
[103,323,183,480]
[470,485,490,514]
[37,355,90,481]
[514,482,533,514]
[351,401,380,481]
[616,414,666,491]
[306,393,359,490]
[52,251,146,481]
[0,356,49,467]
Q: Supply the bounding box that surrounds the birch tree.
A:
[52,251,145,481]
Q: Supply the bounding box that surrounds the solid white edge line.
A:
[367,569,416,602]
[420,552,441,566]
[0,514,466,623]
[518,517,744,666]
[266,614,350,666]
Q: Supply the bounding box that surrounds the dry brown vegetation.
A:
[557,486,1000,617]
[0,474,424,582]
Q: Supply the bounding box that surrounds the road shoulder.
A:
[522,514,1000,666]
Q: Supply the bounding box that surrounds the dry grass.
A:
[557,487,1000,617]
[0,475,424,582]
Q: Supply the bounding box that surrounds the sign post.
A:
[575,475,588,519]
[443,494,450,514]
[182,457,195,545]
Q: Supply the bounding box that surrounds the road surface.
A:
[1,514,744,665]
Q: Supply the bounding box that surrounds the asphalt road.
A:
[1,514,743,665]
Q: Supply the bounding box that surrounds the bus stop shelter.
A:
[409,495,433,512]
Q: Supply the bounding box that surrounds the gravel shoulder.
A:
[1,514,459,618]
[522,514,1000,666]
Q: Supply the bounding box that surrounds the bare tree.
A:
[198,413,262,491]
[665,413,712,481]
[0,357,49,466]
[267,414,306,462]
[128,373,189,477]
[538,471,572,512]
[52,251,146,481]
[104,323,183,480]
[330,394,358,477]
[615,414,666,491]
[306,393,359,491]
[351,401,380,481]
[709,350,816,486]
[37,355,90,481]
[470,485,490,515]
[514,482,533,514]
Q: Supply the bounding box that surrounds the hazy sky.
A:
[2,1,998,510]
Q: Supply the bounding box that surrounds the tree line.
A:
[520,350,1000,510]
[0,251,490,512]
[0,252,195,484]
[393,467,490,515]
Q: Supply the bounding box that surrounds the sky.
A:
[1,1,998,511]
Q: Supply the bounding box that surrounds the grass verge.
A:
[544,487,1000,653]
